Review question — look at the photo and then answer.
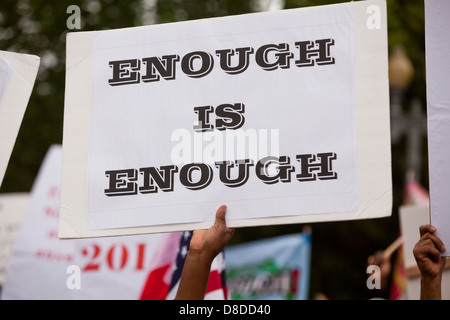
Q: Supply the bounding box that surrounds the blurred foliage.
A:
[0,0,427,299]
[156,0,254,22]
[0,0,145,192]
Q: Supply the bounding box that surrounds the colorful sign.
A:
[226,232,311,300]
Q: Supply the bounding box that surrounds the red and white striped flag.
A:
[139,231,228,300]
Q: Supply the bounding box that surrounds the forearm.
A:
[420,275,442,300]
[175,251,213,300]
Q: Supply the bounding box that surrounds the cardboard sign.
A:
[0,51,40,187]
[425,0,450,256]
[59,0,391,238]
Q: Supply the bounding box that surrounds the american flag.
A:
[140,231,228,300]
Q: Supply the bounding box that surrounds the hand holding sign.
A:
[175,205,234,300]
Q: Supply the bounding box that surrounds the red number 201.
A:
[81,243,146,272]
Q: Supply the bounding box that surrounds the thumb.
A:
[215,205,227,227]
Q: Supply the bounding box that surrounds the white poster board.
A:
[425,0,450,257]
[59,0,391,238]
[0,193,29,285]
[0,51,40,187]
[1,146,76,299]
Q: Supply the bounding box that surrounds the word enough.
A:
[108,38,335,86]
[104,152,337,196]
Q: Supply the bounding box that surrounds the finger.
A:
[414,240,441,260]
[215,205,227,227]
[428,246,442,263]
[419,224,437,237]
[420,232,446,252]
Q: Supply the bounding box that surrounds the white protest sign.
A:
[70,232,171,299]
[1,146,76,299]
[425,0,450,257]
[0,193,29,285]
[59,0,391,238]
[0,51,40,187]
[0,59,12,104]
[1,145,188,300]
